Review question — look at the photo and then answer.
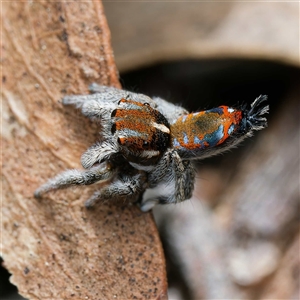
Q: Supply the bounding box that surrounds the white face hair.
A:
[34,84,268,211]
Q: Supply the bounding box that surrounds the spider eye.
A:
[111,123,116,134]
[143,103,150,106]
[143,141,150,148]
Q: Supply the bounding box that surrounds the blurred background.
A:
[104,2,299,299]
[2,2,299,299]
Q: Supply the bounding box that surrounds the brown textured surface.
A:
[1,1,167,299]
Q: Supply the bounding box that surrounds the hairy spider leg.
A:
[89,84,189,124]
[81,140,119,169]
[88,83,154,104]
[34,162,114,198]
[152,96,189,124]
[63,95,115,123]
[84,173,145,208]
[140,149,195,211]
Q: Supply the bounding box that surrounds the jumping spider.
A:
[34,84,269,211]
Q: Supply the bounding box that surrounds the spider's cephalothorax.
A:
[111,98,171,169]
[34,85,269,211]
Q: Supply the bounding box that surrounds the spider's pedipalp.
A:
[34,162,115,199]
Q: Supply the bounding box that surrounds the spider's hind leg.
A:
[152,149,195,203]
[140,149,195,211]
[152,96,189,124]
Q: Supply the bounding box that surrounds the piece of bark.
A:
[1,1,167,299]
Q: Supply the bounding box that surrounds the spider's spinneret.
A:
[111,98,171,167]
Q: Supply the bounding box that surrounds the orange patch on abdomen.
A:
[171,107,243,150]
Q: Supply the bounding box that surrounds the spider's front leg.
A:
[84,171,147,208]
[80,140,119,169]
[34,162,115,199]
[62,93,116,123]
[140,149,195,211]
[88,83,154,105]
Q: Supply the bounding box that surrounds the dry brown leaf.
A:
[1,1,167,299]
[104,2,299,72]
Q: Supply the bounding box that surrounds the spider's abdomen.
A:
[171,106,243,156]
[112,99,170,167]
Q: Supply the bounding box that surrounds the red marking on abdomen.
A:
[216,106,242,145]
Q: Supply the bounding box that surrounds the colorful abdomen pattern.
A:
[171,106,243,156]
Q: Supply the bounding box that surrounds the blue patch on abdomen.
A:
[203,124,224,147]
[205,107,224,115]
[173,138,180,147]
